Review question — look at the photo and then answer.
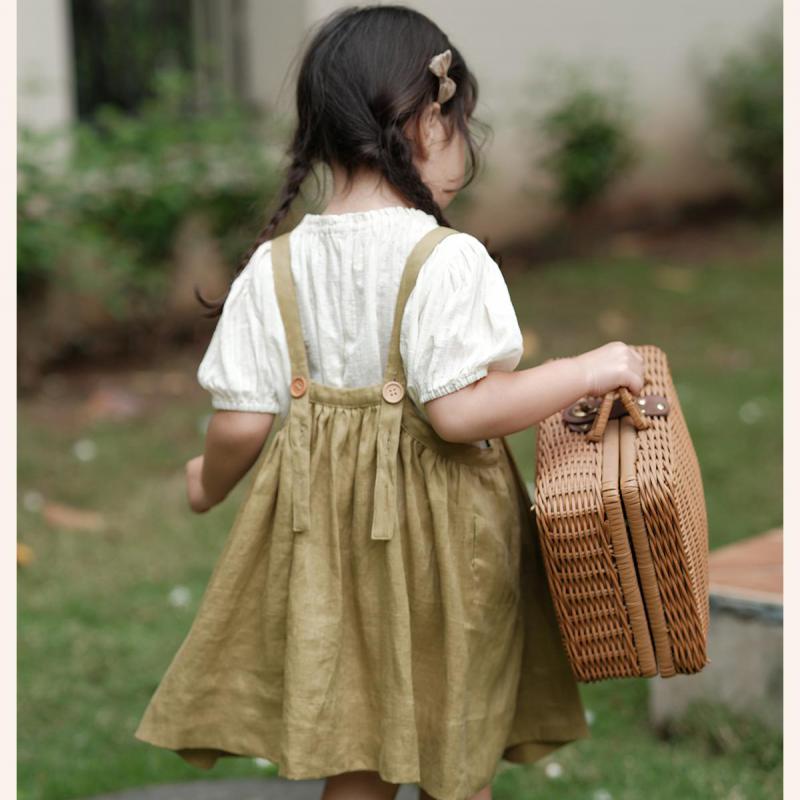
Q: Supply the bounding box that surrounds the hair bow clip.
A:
[428,48,457,104]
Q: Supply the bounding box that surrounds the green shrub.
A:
[537,68,638,212]
[18,68,283,312]
[17,130,68,298]
[703,19,782,207]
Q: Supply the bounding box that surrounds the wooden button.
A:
[290,376,307,398]
[382,380,405,403]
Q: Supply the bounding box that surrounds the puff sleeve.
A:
[400,232,524,405]
[196,243,283,413]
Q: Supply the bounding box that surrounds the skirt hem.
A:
[501,725,591,765]
[136,730,460,799]
[134,719,592,797]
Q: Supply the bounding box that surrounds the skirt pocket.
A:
[469,512,520,608]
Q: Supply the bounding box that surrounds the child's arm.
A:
[186,410,274,513]
[425,341,645,443]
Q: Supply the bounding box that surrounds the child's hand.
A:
[185,455,215,513]
[573,341,646,397]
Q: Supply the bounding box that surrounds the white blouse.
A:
[196,205,524,436]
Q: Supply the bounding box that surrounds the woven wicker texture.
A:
[534,344,710,682]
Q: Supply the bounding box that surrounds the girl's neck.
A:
[322,163,413,215]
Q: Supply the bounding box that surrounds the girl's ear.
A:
[405,101,442,162]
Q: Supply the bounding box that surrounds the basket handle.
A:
[585,387,650,442]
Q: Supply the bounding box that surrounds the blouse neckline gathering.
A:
[295,205,437,231]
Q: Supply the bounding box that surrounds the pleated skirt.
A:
[134,385,590,800]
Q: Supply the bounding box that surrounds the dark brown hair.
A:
[196,4,492,317]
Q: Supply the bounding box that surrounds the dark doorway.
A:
[69,0,194,119]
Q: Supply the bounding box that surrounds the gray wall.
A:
[281,0,780,239]
[18,0,780,240]
[18,0,75,134]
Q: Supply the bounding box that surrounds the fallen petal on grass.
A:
[739,399,766,425]
[72,438,98,462]
[23,490,45,513]
[42,502,107,532]
[83,387,145,422]
[168,585,192,608]
[544,760,563,779]
[17,542,36,567]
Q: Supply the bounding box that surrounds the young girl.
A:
[134,5,645,800]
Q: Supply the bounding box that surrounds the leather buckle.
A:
[561,393,668,433]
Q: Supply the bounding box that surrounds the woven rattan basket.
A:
[533,344,711,682]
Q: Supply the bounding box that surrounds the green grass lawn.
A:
[18,219,782,800]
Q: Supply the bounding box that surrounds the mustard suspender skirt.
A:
[134,225,590,800]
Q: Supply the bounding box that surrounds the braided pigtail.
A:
[195,141,311,318]
[375,125,449,226]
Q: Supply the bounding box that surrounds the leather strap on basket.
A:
[369,226,458,540]
[585,387,650,442]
